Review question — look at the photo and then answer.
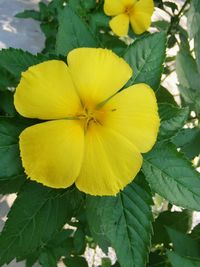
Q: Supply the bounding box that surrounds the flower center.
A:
[76,105,116,132]
[124,5,134,15]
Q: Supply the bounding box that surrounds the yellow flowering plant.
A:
[104,0,154,36]
[0,0,200,267]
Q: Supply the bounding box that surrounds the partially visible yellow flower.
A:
[14,48,159,196]
[104,0,154,36]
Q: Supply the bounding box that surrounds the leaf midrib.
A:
[143,158,200,208]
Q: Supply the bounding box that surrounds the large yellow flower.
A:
[14,48,159,196]
[104,0,154,36]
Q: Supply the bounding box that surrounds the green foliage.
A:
[188,0,200,70]
[173,127,200,159]
[64,256,88,267]
[0,0,200,266]
[152,210,191,245]
[0,91,16,116]
[0,48,47,80]
[143,142,200,210]
[158,103,189,141]
[0,182,83,265]
[56,6,97,56]
[86,175,153,267]
[167,227,200,258]
[123,32,166,90]
[168,251,200,267]
[176,46,200,116]
[0,117,33,184]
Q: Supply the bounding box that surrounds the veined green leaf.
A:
[167,251,200,267]
[0,48,47,80]
[123,32,166,90]
[0,91,16,117]
[0,117,35,182]
[166,227,200,258]
[158,103,189,141]
[86,175,153,267]
[172,127,200,159]
[143,142,200,211]
[56,6,97,56]
[0,182,83,265]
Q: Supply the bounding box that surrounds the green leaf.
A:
[86,175,153,267]
[152,20,170,32]
[156,86,177,105]
[187,0,200,69]
[0,182,83,265]
[167,251,200,267]
[158,103,189,141]
[56,6,97,56]
[123,32,166,90]
[191,223,200,240]
[166,227,200,258]
[0,176,26,194]
[64,256,88,267]
[143,142,200,210]
[0,91,16,116]
[176,47,200,90]
[0,48,48,80]
[0,67,17,90]
[39,251,57,267]
[15,10,41,21]
[176,46,200,115]
[164,2,178,13]
[73,228,86,254]
[148,251,168,267]
[152,210,191,245]
[102,258,112,267]
[172,127,200,159]
[0,117,34,182]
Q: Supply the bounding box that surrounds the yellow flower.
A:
[104,0,154,36]
[14,48,159,196]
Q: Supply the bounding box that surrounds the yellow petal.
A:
[130,0,154,34]
[103,83,160,153]
[104,0,136,16]
[67,48,132,108]
[19,120,84,188]
[14,60,81,120]
[76,124,142,196]
[109,13,129,37]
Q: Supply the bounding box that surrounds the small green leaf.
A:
[143,142,200,210]
[102,258,112,267]
[176,47,200,90]
[0,48,48,80]
[0,182,83,265]
[156,86,177,105]
[123,32,166,90]
[0,176,26,194]
[86,175,153,267]
[56,6,97,56]
[167,251,200,267]
[152,20,170,32]
[64,256,88,267]
[0,67,17,90]
[39,250,57,267]
[158,103,189,141]
[152,210,191,245]
[172,127,200,159]
[73,228,86,254]
[0,91,16,116]
[15,10,41,21]
[164,2,178,13]
[166,227,200,258]
[0,117,34,182]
